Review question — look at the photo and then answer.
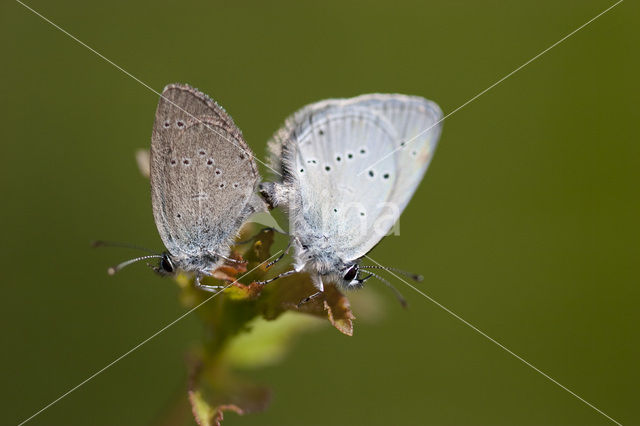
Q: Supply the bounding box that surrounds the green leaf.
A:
[222,312,322,369]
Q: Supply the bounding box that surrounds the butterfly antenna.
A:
[359,265,423,282]
[108,255,164,275]
[366,271,408,308]
[91,240,157,254]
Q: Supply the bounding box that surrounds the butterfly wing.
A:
[277,104,399,263]
[346,94,443,216]
[269,94,442,264]
[150,84,264,260]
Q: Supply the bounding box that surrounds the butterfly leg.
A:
[297,291,323,307]
[264,240,293,270]
[194,272,226,293]
[214,252,246,265]
[310,273,324,291]
[255,269,296,285]
[297,274,325,306]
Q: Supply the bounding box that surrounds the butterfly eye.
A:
[343,264,358,282]
[161,254,174,273]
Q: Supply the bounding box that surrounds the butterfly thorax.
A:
[293,236,352,278]
[297,253,363,291]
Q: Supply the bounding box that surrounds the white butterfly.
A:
[260,94,443,303]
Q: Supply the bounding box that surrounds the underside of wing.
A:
[269,94,442,263]
[269,94,442,215]
[160,83,238,129]
[279,105,400,262]
[346,94,443,215]
[151,84,263,258]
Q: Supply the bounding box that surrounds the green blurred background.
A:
[2,0,638,424]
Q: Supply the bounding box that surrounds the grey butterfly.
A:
[102,83,266,290]
[260,94,442,303]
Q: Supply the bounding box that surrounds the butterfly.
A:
[100,83,266,290]
[259,94,443,304]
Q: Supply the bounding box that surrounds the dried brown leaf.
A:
[323,286,356,336]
